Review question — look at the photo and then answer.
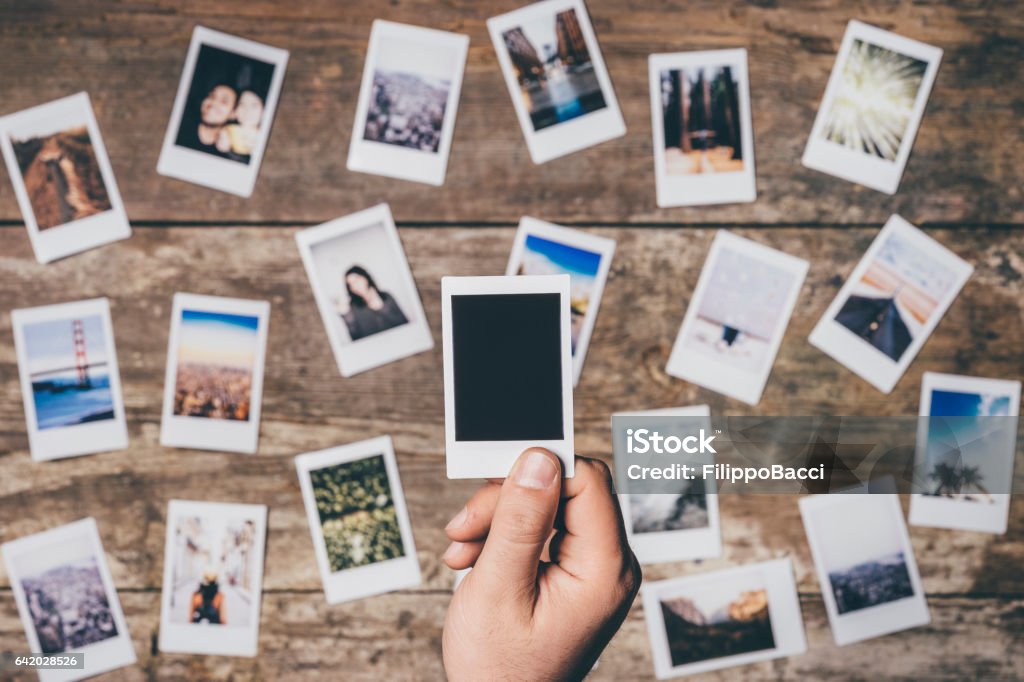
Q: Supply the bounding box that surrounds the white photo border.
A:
[649,49,757,207]
[159,293,270,454]
[800,493,930,646]
[808,214,973,394]
[442,274,575,478]
[295,435,422,604]
[158,500,268,657]
[346,20,469,186]
[295,203,434,377]
[2,518,137,682]
[614,405,722,565]
[12,297,129,462]
[666,231,809,405]
[486,0,626,164]
[0,92,131,263]
[156,26,289,197]
[506,216,615,386]
[801,20,942,195]
[641,558,807,679]
[908,372,1021,534]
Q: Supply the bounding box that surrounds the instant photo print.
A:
[2,518,136,682]
[649,49,756,207]
[158,500,268,657]
[295,204,433,377]
[487,0,626,163]
[296,436,421,605]
[0,92,131,263]
[442,275,574,478]
[642,559,807,679]
[909,372,1021,534]
[347,20,469,186]
[802,20,942,194]
[666,231,808,405]
[615,405,722,565]
[12,298,128,461]
[506,217,615,386]
[157,26,288,197]
[159,293,270,454]
[809,215,973,394]
[800,493,930,646]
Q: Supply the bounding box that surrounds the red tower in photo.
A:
[72,318,91,387]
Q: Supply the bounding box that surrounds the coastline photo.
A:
[173,309,259,421]
[24,314,115,430]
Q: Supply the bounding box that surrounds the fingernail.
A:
[445,506,468,530]
[442,541,464,561]
[513,450,558,490]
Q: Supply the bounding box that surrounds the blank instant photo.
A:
[159,293,270,454]
[295,204,433,377]
[347,20,469,186]
[800,493,930,646]
[2,518,136,682]
[158,500,267,657]
[296,436,421,605]
[802,20,942,194]
[615,405,722,565]
[12,298,128,462]
[0,92,130,263]
[809,215,972,394]
[487,0,626,163]
[642,559,807,679]
[909,372,1021,534]
[649,49,756,207]
[442,275,574,478]
[157,26,288,197]
[666,231,808,405]
[506,217,615,386]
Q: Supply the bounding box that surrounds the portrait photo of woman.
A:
[339,265,409,341]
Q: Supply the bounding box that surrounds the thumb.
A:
[470,448,562,612]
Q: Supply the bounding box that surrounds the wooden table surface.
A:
[1,2,1022,680]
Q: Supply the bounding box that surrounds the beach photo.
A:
[659,65,743,176]
[833,230,958,363]
[296,437,421,604]
[801,494,929,645]
[159,501,266,657]
[160,294,269,454]
[24,314,115,430]
[0,93,131,263]
[296,205,433,377]
[910,373,1021,534]
[820,39,926,162]
[13,298,128,461]
[667,232,808,405]
[157,27,288,196]
[801,21,942,194]
[172,309,259,421]
[311,455,405,571]
[642,560,806,679]
[2,519,136,681]
[507,218,615,385]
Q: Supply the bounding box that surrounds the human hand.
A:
[441,448,642,681]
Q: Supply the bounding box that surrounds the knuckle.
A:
[500,505,550,545]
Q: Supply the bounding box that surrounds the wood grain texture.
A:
[0,1,1021,225]
[0,225,1022,680]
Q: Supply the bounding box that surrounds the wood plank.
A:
[0,592,1020,680]
[0,226,1021,598]
[0,1,1021,225]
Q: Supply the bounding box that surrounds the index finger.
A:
[552,456,633,583]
